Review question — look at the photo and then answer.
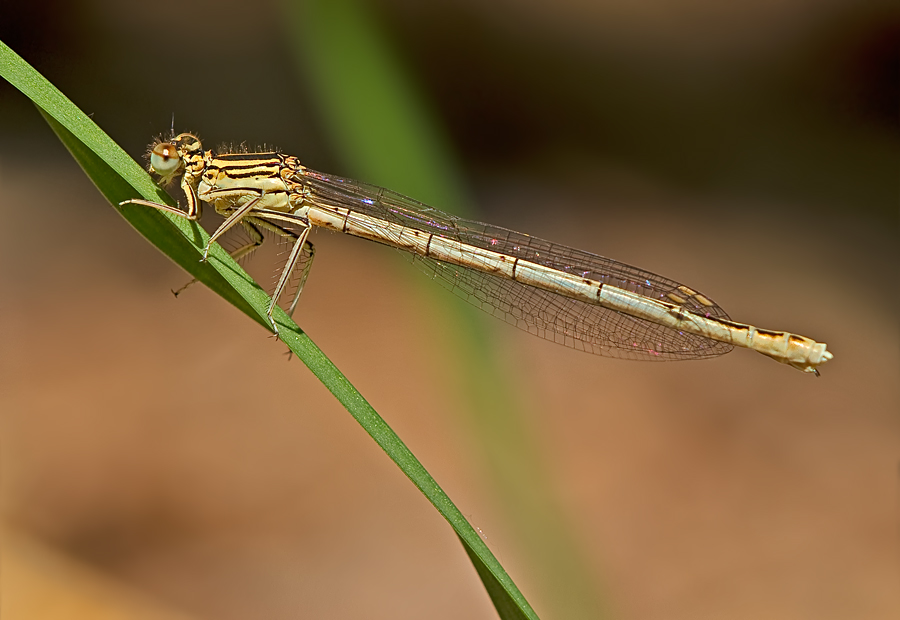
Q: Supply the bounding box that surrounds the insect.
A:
[121,133,832,374]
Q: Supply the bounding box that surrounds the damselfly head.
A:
[149,141,181,179]
[148,133,203,184]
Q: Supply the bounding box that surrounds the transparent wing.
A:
[298,169,733,361]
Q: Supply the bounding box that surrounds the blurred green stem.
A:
[282,1,607,617]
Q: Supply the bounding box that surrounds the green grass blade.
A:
[0,40,268,325]
[1,39,538,619]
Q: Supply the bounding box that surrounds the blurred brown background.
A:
[1,0,897,618]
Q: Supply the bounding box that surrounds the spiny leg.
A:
[268,224,312,337]
[120,196,204,297]
[286,241,316,319]
[201,196,263,262]
[120,191,206,296]
[120,198,199,220]
[120,169,202,221]
[280,240,315,362]
[228,220,267,263]
[173,220,266,297]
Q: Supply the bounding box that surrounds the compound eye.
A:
[150,142,182,176]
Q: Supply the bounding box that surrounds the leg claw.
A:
[267,317,280,341]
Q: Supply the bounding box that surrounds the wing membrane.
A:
[299,170,733,360]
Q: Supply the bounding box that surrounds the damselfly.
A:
[121,133,832,374]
